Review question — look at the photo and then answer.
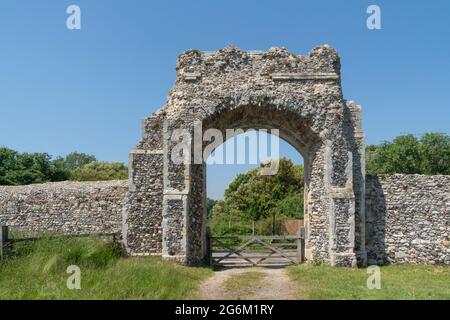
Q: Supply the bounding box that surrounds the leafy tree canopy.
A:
[366,132,450,175]
[206,198,218,220]
[69,162,128,181]
[209,158,304,236]
[0,147,60,185]
[53,152,96,171]
[0,147,127,185]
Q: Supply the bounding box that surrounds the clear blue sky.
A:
[0,1,449,199]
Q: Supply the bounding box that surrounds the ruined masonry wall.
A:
[0,174,448,267]
[365,174,450,265]
[0,181,128,235]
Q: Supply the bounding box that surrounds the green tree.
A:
[275,193,304,219]
[209,158,304,236]
[206,198,218,219]
[0,147,19,185]
[419,133,450,175]
[0,147,56,185]
[0,147,129,185]
[53,152,96,171]
[69,162,128,181]
[366,132,450,175]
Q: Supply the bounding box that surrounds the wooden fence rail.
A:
[0,225,119,261]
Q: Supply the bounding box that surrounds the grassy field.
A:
[0,236,213,300]
[2,235,449,300]
[287,264,450,300]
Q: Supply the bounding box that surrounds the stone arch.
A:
[122,45,366,267]
[202,104,319,156]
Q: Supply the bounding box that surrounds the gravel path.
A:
[197,267,300,300]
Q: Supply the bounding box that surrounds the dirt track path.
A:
[197,267,300,300]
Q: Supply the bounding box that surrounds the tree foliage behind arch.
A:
[0,147,128,185]
[209,158,304,236]
[366,132,450,175]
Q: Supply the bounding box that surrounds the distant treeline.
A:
[0,132,448,186]
[366,132,449,175]
[0,148,127,185]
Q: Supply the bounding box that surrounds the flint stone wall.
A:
[0,175,449,266]
[0,181,128,235]
[366,174,450,265]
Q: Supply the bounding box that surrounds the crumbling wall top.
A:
[175,44,341,82]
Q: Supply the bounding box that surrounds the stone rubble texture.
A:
[0,174,448,266]
[366,174,450,265]
[0,181,127,235]
[0,46,448,267]
[123,45,366,267]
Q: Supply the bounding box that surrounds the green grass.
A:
[0,236,213,300]
[287,264,450,300]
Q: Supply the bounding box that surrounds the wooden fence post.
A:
[206,227,212,266]
[297,227,305,264]
[0,226,9,260]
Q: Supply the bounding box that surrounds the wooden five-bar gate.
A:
[207,227,305,267]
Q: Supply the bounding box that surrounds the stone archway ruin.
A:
[122,45,367,267]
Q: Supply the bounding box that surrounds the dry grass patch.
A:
[224,271,266,299]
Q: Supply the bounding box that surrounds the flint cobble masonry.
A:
[0,45,448,267]
[122,45,366,267]
[0,174,447,265]
[365,174,450,265]
[0,180,127,235]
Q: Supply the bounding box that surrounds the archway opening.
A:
[206,131,305,237]
[199,104,318,266]
[200,103,322,227]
